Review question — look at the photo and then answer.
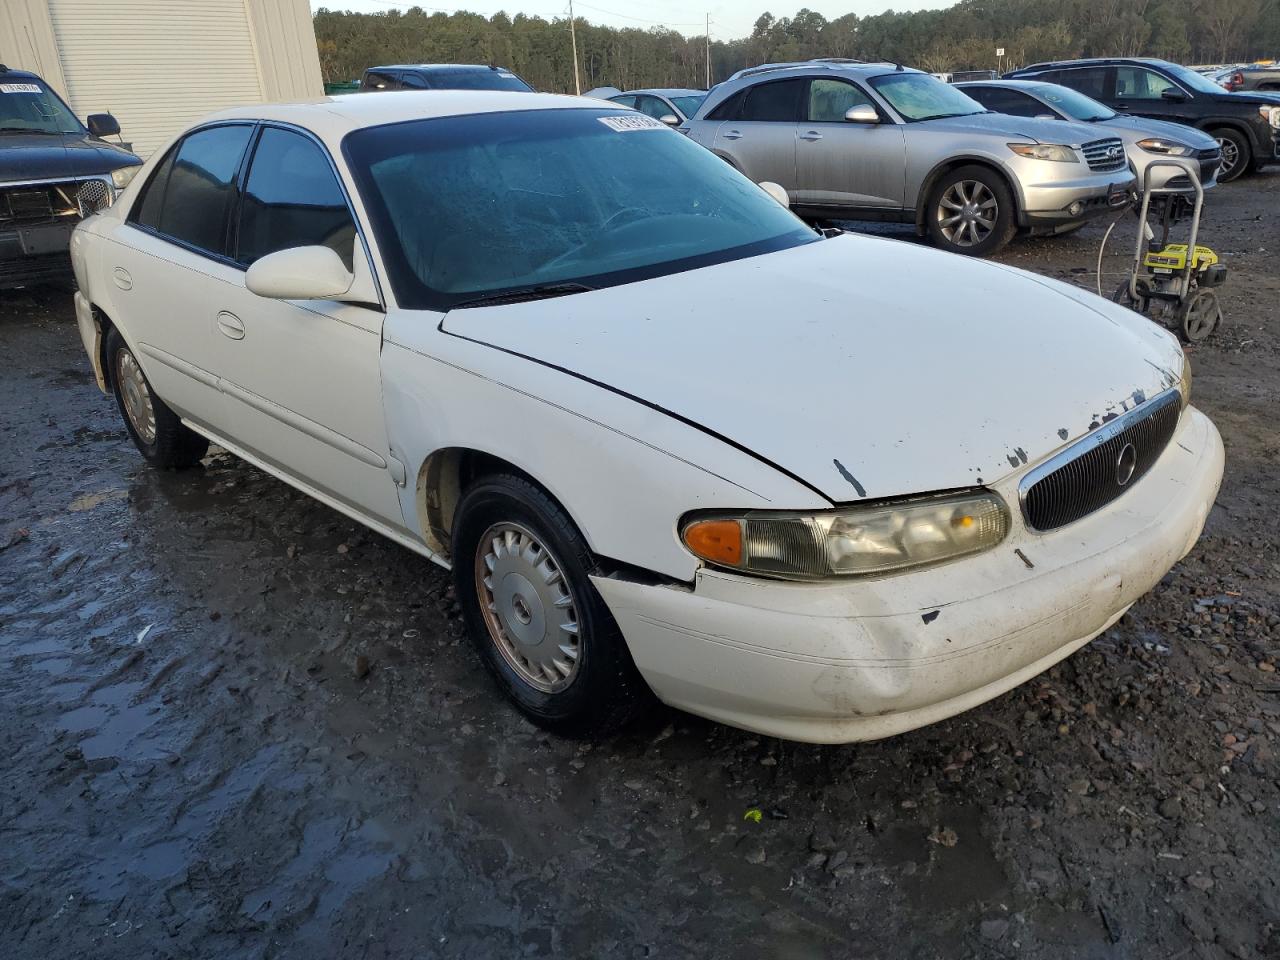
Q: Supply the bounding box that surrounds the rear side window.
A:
[131,124,253,257]
[236,127,356,269]
[399,72,430,89]
[739,79,804,122]
[1057,67,1110,100]
[807,79,874,121]
[362,71,399,90]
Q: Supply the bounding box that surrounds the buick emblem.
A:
[1115,443,1137,486]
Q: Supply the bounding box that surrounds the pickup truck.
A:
[1,65,141,288]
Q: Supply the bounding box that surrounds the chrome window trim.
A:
[1016,387,1182,528]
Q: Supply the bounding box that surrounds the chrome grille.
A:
[1020,390,1181,532]
[1081,137,1127,172]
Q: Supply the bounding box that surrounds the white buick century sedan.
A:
[71,92,1224,743]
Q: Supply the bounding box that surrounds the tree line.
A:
[314,0,1279,94]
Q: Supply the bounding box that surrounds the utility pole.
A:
[569,0,581,94]
[705,13,710,88]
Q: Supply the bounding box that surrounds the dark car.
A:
[1215,64,1280,93]
[1004,57,1280,182]
[0,65,141,289]
[359,64,533,93]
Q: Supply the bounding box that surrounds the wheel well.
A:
[93,304,117,389]
[415,448,547,558]
[1203,122,1252,148]
[915,159,1019,233]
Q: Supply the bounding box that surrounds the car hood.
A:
[0,133,140,182]
[441,233,1185,503]
[1098,114,1220,148]
[919,111,1104,145]
[1214,89,1280,106]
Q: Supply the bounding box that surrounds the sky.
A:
[310,0,947,43]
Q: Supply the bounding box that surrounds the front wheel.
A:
[1212,128,1251,183]
[452,473,647,735]
[105,328,208,469]
[924,165,1017,257]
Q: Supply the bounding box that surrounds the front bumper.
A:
[595,406,1223,744]
[0,221,76,288]
[1017,167,1135,228]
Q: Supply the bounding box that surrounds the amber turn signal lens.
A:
[683,519,743,567]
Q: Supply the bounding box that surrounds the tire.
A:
[924,164,1018,257]
[105,327,208,469]
[1211,128,1251,183]
[452,473,647,735]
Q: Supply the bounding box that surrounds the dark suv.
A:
[0,66,141,288]
[359,64,533,93]
[1004,58,1280,182]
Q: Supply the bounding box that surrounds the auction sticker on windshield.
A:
[598,115,667,132]
[1,84,42,94]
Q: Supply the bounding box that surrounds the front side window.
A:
[807,79,875,122]
[739,79,805,122]
[363,71,399,91]
[236,127,356,269]
[634,96,672,120]
[399,73,430,90]
[1115,66,1179,100]
[131,124,253,257]
[867,73,985,122]
[344,108,815,310]
[0,79,83,135]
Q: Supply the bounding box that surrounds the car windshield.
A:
[0,79,84,134]
[344,108,815,311]
[672,95,706,117]
[1160,62,1228,95]
[427,70,532,92]
[867,73,986,121]
[1034,84,1115,121]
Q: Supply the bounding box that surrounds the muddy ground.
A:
[1,171,1277,960]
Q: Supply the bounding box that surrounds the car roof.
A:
[620,88,706,97]
[1012,57,1170,73]
[726,60,920,83]
[957,79,1054,92]
[369,64,516,73]
[0,66,43,81]
[197,90,608,141]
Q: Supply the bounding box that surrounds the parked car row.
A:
[68,87,1224,743]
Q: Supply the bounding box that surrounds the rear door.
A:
[794,77,906,210]
[111,123,255,434]
[712,78,804,188]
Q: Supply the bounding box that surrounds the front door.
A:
[211,125,403,527]
[794,77,906,210]
[712,77,804,190]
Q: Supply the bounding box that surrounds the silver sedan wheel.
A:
[1215,136,1240,179]
[475,522,581,693]
[115,348,156,444]
[937,180,998,247]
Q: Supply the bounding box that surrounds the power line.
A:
[568,0,703,27]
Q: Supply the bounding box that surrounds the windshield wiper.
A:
[0,126,65,134]
[449,281,595,310]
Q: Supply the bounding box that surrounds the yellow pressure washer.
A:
[1110,159,1226,343]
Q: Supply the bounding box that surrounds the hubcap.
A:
[474,522,581,693]
[115,348,156,444]
[937,180,997,247]
[1216,136,1239,177]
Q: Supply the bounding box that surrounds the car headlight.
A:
[1260,105,1280,128]
[1179,352,1193,408]
[110,166,139,190]
[681,490,1011,581]
[1137,137,1192,156]
[1007,142,1078,163]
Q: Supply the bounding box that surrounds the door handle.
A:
[111,267,132,290]
[800,130,823,141]
[216,311,245,340]
[722,130,742,140]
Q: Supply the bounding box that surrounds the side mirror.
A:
[86,113,120,138]
[1160,88,1187,102]
[246,246,355,301]
[659,113,680,126]
[758,181,789,208]
[844,104,879,124]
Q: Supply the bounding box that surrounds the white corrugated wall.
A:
[40,0,321,157]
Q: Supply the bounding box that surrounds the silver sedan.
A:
[958,80,1222,192]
